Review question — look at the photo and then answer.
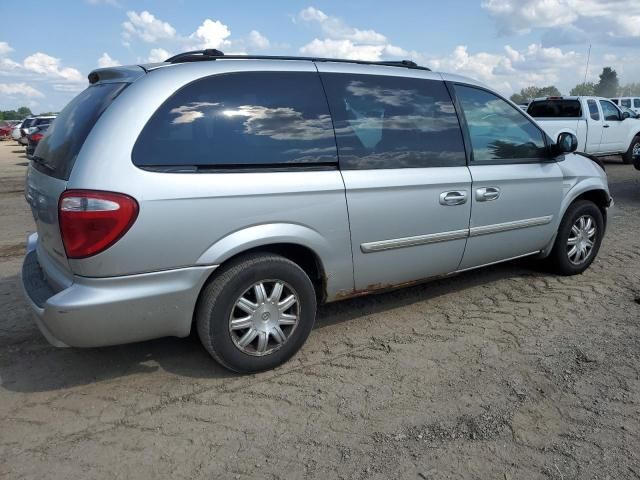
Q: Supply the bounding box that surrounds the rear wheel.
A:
[548,200,603,275]
[622,135,640,164]
[196,253,317,373]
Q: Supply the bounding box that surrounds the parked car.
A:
[26,124,49,159]
[11,121,24,141]
[0,120,20,138]
[22,51,612,373]
[527,96,640,164]
[19,115,56,145]
[611,97,640,115]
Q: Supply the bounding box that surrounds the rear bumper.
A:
[21,234,217,348]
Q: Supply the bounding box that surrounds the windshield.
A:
[34,82,127,180]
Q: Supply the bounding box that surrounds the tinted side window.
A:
[320,73,465,169]
[621,99,632,108]
[600,100,620,121]
[587,100,600,120]
[133,72,337,169]
[455,85,546,162]
[635,99,640,108]
[612,99,619,105]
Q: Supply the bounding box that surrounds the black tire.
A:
[622,135,640,164]
[196,253,317,373]
[548,200,604,276]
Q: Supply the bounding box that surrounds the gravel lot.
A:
[0,140,639,480]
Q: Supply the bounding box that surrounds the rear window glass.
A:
[34,82,127,180]
[34,118,54,127]
[621,99,632,108]
[132,71,337,170]
[527,100,582,118]
[635,99,640,108]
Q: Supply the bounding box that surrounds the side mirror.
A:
[555,132,578,155]
[622,111,630,119]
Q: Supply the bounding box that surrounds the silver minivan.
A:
[22,50,612,372]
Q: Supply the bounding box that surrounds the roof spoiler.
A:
[88,65,147,85]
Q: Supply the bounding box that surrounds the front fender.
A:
[196,223,354,301]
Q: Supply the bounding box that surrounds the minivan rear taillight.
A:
[59,190,138,259]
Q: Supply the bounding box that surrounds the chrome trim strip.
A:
[469,215,553,237]
[361,216,553,254]
[361,228,468,253]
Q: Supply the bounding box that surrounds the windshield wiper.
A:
[31,155,55,172]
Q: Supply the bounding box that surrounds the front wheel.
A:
[196,253,317,373]
[622,135,640,164]
[548,200,604,275]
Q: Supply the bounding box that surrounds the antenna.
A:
[583,43,591,85]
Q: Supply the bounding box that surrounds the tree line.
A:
[0,107,33,121]
[510,67,639,104]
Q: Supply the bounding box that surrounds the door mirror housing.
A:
[553,132,578,155]
[622,111,631,119]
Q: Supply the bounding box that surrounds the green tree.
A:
[570,82,596,96]
[0,107,32,120]
[17,106,32,117]
[510,85,562,104]
[594,67,619,98]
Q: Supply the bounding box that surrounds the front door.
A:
[452,84,564,270]
[599,99,628,153]
[318,67,472,291]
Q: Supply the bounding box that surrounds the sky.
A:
[1,0,639,113]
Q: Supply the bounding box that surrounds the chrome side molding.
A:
[360,229,468,253]
[469,215,553,237]
[361,215,553,253]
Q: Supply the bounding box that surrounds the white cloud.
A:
[52,83,86,93]
[426,43,582,95]
[297,7,407,61]
[147,48,170,63]
[0,82,44,98]
[97,52,121,68]
[300,38,385,61]
[248,30,270,50]
[23,52,83,82]
[298,7,387,44]
[483,0,640,43]
[0,41,13,57]
[188,19,231,49]
[122,10,177,43]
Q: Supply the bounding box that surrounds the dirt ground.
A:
[0,140,638,480]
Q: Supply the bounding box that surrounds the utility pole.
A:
[583,43,591,85]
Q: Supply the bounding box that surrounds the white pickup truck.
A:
[527,96,640,164]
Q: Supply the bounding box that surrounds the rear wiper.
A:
[31,155,55,172]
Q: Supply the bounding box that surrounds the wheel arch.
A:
[196,223,341,304]
[540,185,611,258]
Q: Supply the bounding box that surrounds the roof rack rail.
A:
[164,50,431,71]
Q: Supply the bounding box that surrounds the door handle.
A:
[603,124,610,128]
[439,191,467,206]
[476,187,500,202]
